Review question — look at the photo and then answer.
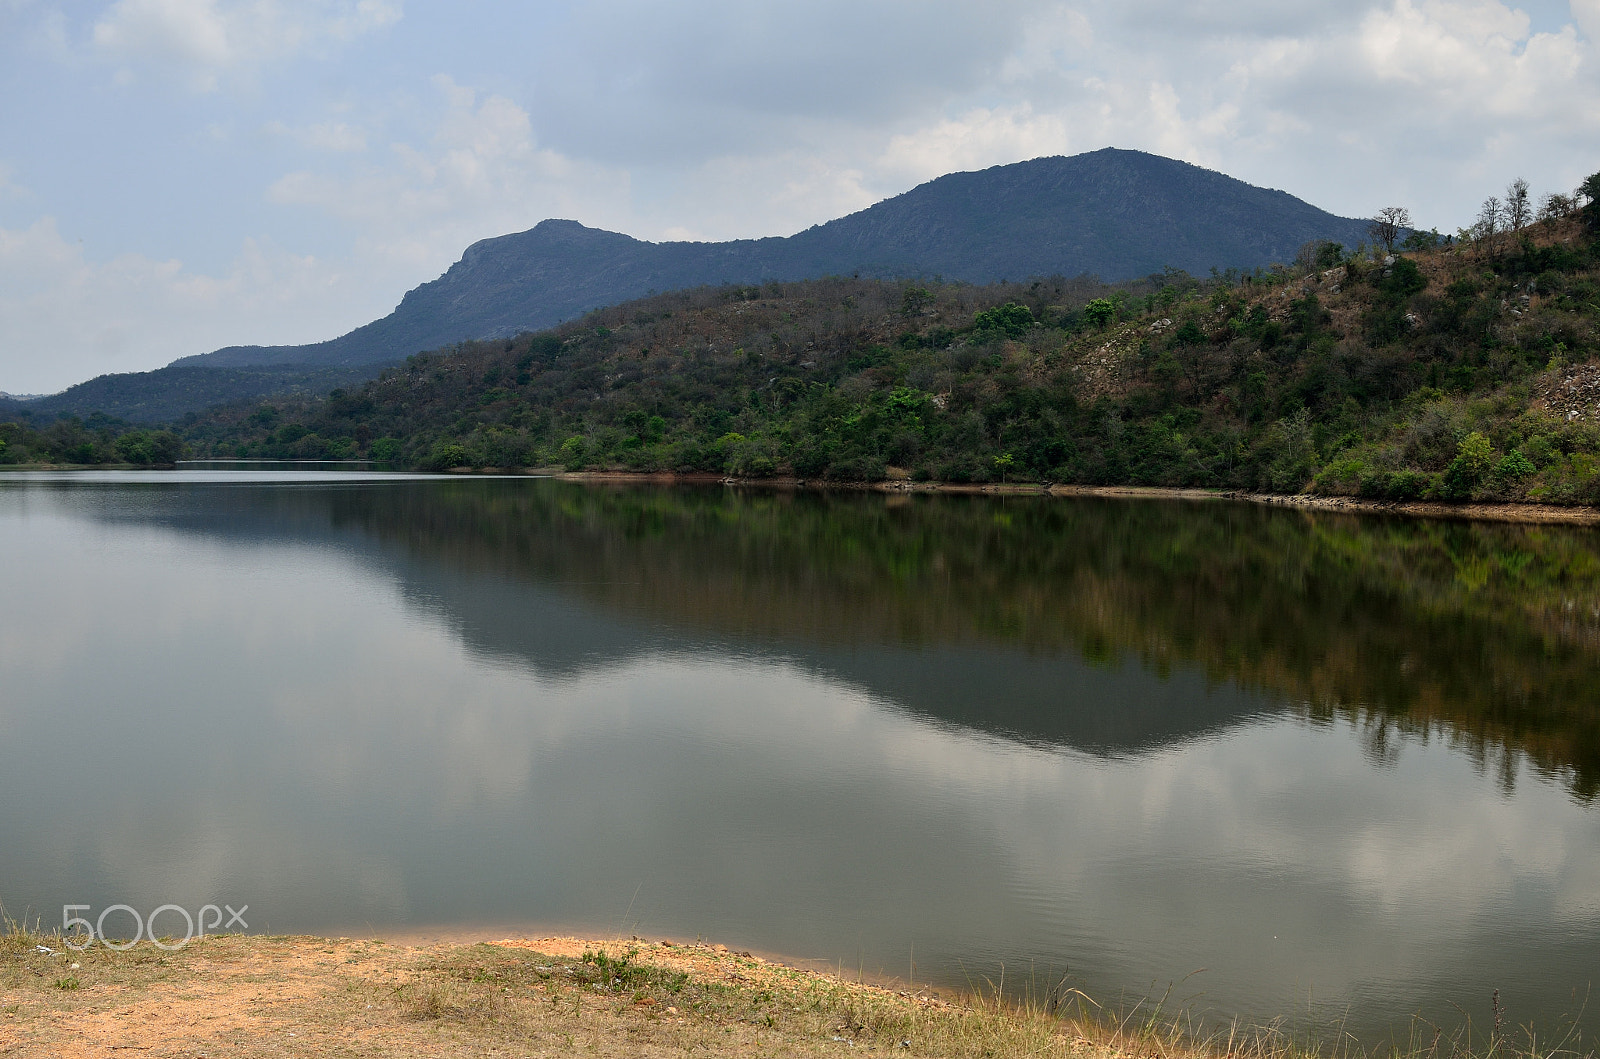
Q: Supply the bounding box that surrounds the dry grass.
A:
[1,920,1593,1059]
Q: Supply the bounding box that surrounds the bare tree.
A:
[1474,197,1503,241]
[1368,206,1411,253]
[1538,191,1577,222]
[1294,240,1320,273]
[1505,178,1531,231]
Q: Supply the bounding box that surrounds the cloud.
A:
[9,0,1600,392]
[528,0,1038,164]
[267,76,632,270]
[266,118,368,152]
[0,216,400,392]
[1575,0,1600,40]
[501,0,1600,234]
[0,162,29,202]
[878,105,1075,186]
[898,0,1600,224]
[90,0,401,90]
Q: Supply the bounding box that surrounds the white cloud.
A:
[267,75,632,271]
[0,161,29,201]
[1575,0,1600,39]
[528,0,1037,164]
[0,217,398,392]
[1360,0,1584,104]
[8,0,1600,392]
[879,105,1075,187]
[91,0,401,90]
[266,118,368,152]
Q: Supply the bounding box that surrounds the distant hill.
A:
[7,363,390,424]
[176,149,1374,372]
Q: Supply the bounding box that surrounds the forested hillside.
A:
[2,363,389,424]
[7,173,1599,510]
[123,173,1600,508]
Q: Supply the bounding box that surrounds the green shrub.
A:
[427,441,471,471]
[559,436,588,470]
[1496,449,1536,481]
[972,302,1034,339]
[1440,431,1496,499]
[1082,298,1116,329]
[369,437,402,462]
[1360,469,1432,501]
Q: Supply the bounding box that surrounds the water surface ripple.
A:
[2,472,1598,1043]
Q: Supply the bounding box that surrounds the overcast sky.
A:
[2,0,1598,393]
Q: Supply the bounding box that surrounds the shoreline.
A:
[0,929,1114,1059]
[533,469,1600,527]
[2,928,1577,1059]
[9,461,1599,527]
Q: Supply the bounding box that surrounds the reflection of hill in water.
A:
[395,560,1267,754]
[55,476,1600,792]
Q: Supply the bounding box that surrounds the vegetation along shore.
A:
[5,172,1600,524]
[3,925,1590,1059]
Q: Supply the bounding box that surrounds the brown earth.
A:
[0,932,1117,1059]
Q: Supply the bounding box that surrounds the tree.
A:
[972,302,1034,338]
[993,452,1016,483]
[1295,240,1343,272]
[370,437,402,461]
[1368,207,1411,253]
[1538,192,1577,222]
[558,436,587,470]
[1474,197,1503,242]
[1580,171,1600,233]
[1441,431,1496,500]
[1505,178,1531,231]
[1082,298,1116,329]
[900,286,932,317]
[1402,228,1443,251]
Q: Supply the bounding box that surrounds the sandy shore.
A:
[0,931,1123,1059]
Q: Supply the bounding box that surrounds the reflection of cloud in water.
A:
[4,479,1600,1041]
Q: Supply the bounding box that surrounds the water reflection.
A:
[1,473,1598,1043]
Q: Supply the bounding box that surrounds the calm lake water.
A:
[3,471,1599,1043]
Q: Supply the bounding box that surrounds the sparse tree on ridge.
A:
[1538,191,1578,222]
[1506,178,1531,231]
[1581,171,1600,232]
[1474,197,1503,241]
[1368,207,1411,253]
[1295,239,1344,273]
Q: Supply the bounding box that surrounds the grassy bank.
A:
[2,926,1590,1059]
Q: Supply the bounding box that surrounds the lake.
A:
[2,471,1598,1044]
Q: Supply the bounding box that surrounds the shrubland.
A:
[0,415,183,466]
[14,174,1600,504]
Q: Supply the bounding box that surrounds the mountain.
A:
[153,198,1600,510]
[176,149,1373,371]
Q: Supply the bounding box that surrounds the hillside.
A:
[125,181,1600,509]
[174,149,1372,372]
[1,362,390,424]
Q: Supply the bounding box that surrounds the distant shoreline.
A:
[8,462,1598,527]
[501,468,1600,527]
